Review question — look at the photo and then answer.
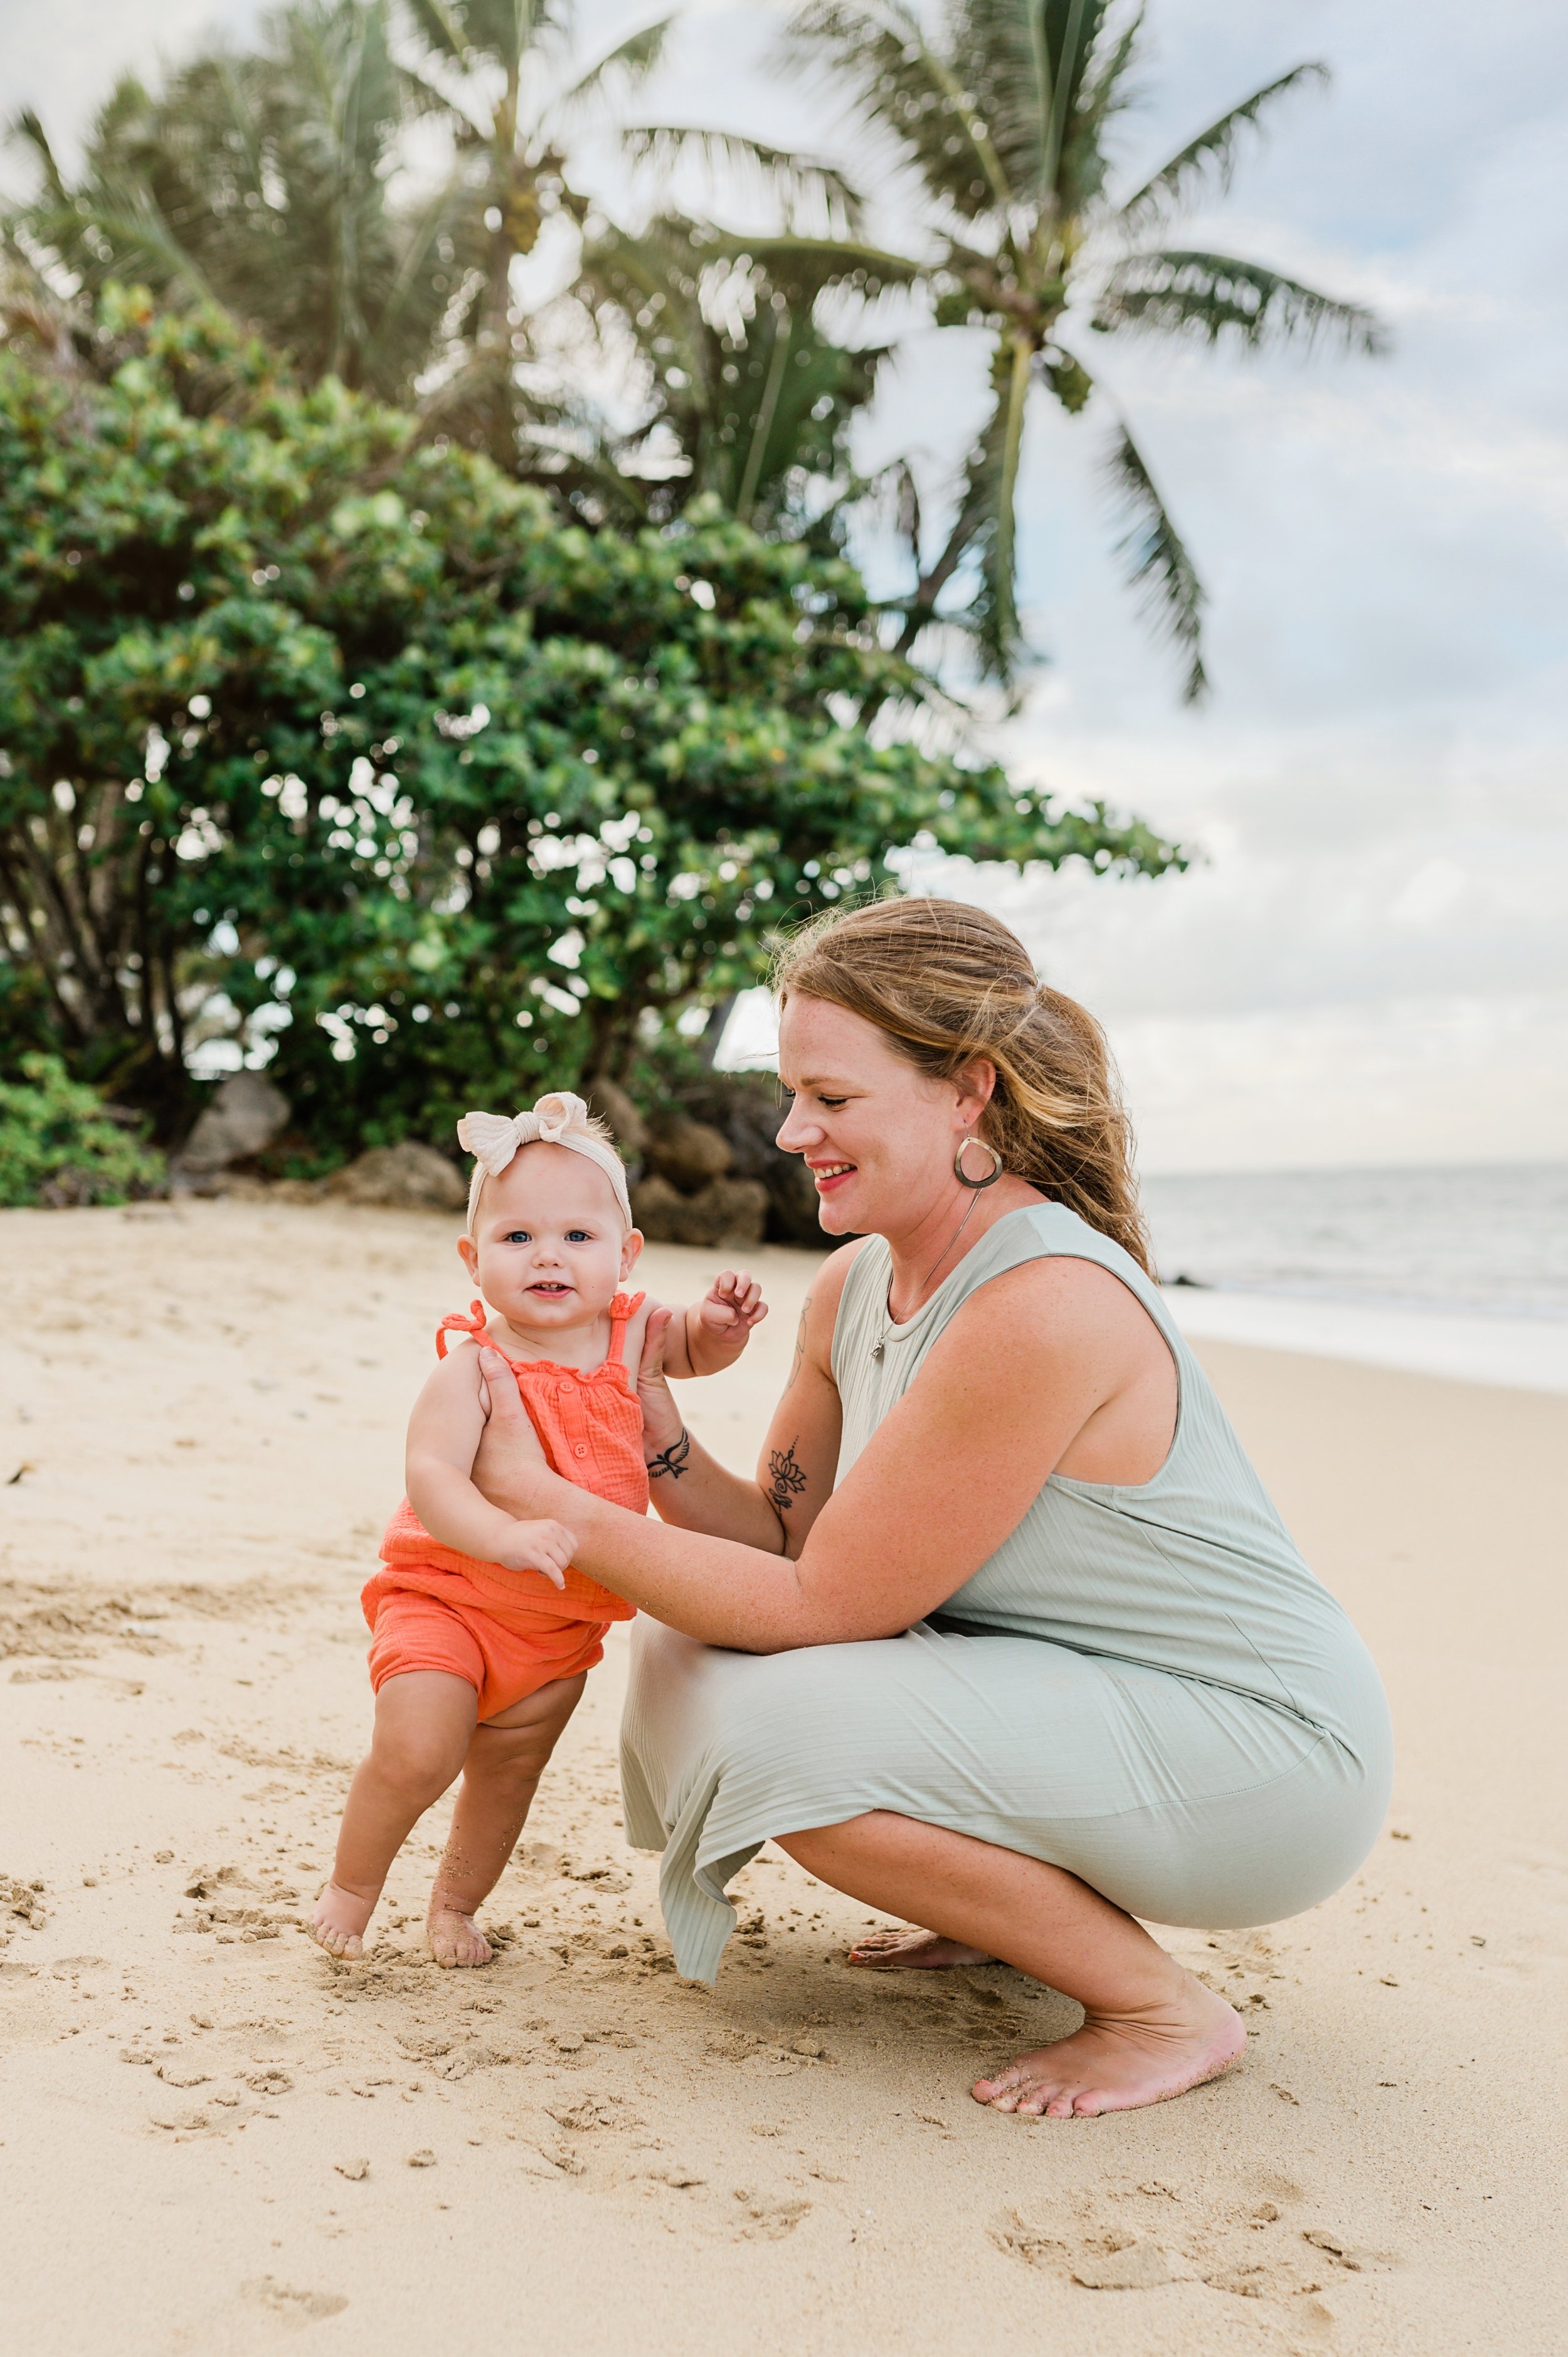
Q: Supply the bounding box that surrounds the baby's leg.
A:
[426,1673,587,1967]
[310,1671,477,1961]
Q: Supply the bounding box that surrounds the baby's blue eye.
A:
[566,1229,590,1243]
[503,1228,532,1243]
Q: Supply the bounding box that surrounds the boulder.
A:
[644,1115,733,1195]
[324,1141,466,1213]
[676,1077,825,1246]
[585,1076,648,1159]
[631,1172,768,1250]
[177,1073,290,1173]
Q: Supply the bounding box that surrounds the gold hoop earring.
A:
[954,1135,1004,1189]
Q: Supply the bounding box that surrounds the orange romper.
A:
[362,1293,647,1721]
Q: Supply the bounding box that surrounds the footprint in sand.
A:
[1301,2227,1396,2274]
[1071,2243,1177,2291]
[546,2092,639,2134]
[240,2277,348,2328]
[731,2191,811,2242]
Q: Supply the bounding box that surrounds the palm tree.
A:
[392,0,676,465]
[544,216,909,535]
[400,3,883,476]
[785,1,1387,697]
[8,0,860,489]
[11,1,471,399]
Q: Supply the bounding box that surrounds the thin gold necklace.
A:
[871,1191,983,1363]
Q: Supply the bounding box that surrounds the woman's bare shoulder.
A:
[800,1237,876,1343]
[943,1250,1167,1375]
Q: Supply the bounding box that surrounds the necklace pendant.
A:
[871,1339,885,1362]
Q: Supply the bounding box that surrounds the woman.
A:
[472,900,1392,2119]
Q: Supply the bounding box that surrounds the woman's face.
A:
[775,994,990,1240]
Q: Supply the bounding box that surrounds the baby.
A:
[309,1090,766,1966]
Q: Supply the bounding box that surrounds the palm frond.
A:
[561,14,674,105]
[960,0,1113,205]
[572,211,893,530]
[1102,422,1207,702]
[781,2,1015,221]
[898,343,1030,684]
[1076,3,1145,127]
[9,107,72,204]
[1094,248,1387,355]
[706,233,920,302]
[620,125,866,237]
[401,0,474,68]
[1116,63,1328,229]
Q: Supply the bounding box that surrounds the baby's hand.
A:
[699,1269,768,1345]
[492,1518,575,1590]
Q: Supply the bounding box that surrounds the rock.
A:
[677,1077,825,1246]
[177,1073,291,1173]
[631,1173,767,1249]
[267,1178,326,1205]
[38,1167,103,1208]
[644,1116,733,1194]
[324,1142,465,1213]
[585,1077,648,1158]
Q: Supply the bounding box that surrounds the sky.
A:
[5,0,1566,1172]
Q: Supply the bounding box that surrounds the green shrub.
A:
[0,1053,166,1206]
[0,293,1180,1161]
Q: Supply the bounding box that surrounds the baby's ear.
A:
[621,1226,644,1277]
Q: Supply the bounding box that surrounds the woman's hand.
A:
[636,1306,686,1460]
[471,1348,561,1523]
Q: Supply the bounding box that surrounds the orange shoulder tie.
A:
[435,1300,494,1361]
[603,1291,647,1367]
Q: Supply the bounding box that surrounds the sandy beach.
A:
[1,1198,1564,2356]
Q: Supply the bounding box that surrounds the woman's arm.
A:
[629,1262,851,1555]
[472,1254,1168,1651]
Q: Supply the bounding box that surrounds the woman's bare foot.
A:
[847,1927,997,1970]
[426,1905,492,1968]
[309,1882,375,1961]
[972,1972,1245,2119]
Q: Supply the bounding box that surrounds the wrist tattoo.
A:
[647,1427,692,1481]
[766,1438,808,1515]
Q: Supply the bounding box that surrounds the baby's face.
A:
[460,1144,640,1333]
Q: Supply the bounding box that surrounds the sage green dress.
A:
[620,1204,1394,1984]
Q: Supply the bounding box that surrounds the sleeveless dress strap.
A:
[436,1299,494,1361]
[603,1291,646,1366]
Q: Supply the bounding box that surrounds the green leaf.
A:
[1116,63,1330,230]
[1093,248,1388,356]
[1102,423,1207,704]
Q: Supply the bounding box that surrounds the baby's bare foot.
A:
[426,1906,492,1968]
[309,1882,375,1961]
[972,1972,1246,2119]
[847,1928,997,1970]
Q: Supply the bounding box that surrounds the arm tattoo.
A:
[787,1293,812,1388]
[766,1437,808,1515]
[647,1428,691,1481]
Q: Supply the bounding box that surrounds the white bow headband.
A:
[457,1092,633,1233]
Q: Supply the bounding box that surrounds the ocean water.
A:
[1141,1164,1568,1392]
[1141,1163,1568,1318]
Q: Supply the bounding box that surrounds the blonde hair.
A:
[772,897,1153,1274]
